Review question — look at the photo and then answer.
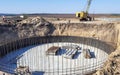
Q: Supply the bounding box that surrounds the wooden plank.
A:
[83,49,91,59]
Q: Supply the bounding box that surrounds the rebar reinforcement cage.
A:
[0,36,115,75]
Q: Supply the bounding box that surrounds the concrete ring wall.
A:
[0,36,115,57]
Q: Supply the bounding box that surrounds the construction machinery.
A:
[76,0,92,21]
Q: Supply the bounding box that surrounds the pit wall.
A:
[52,23,119,47]
[0,36,115,57]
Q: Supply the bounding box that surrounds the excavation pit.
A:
[0,36,115,75]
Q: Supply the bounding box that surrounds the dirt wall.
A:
[52,22,120,48]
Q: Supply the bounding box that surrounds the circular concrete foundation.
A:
[0,36,115,75]
[0,42,108,75]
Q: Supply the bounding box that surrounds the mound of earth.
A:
[16,17,55,38]
[0,17,55,44]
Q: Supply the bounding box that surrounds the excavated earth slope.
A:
[0,17,120,75]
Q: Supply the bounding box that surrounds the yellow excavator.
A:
[76,0,92,21]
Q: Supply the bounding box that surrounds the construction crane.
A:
[76,0,92,21]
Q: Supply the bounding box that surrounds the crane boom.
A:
[86,0,92,13]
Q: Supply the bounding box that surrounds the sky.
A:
[0,0,120,14]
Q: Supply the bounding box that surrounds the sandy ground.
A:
[46,17,120,24]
